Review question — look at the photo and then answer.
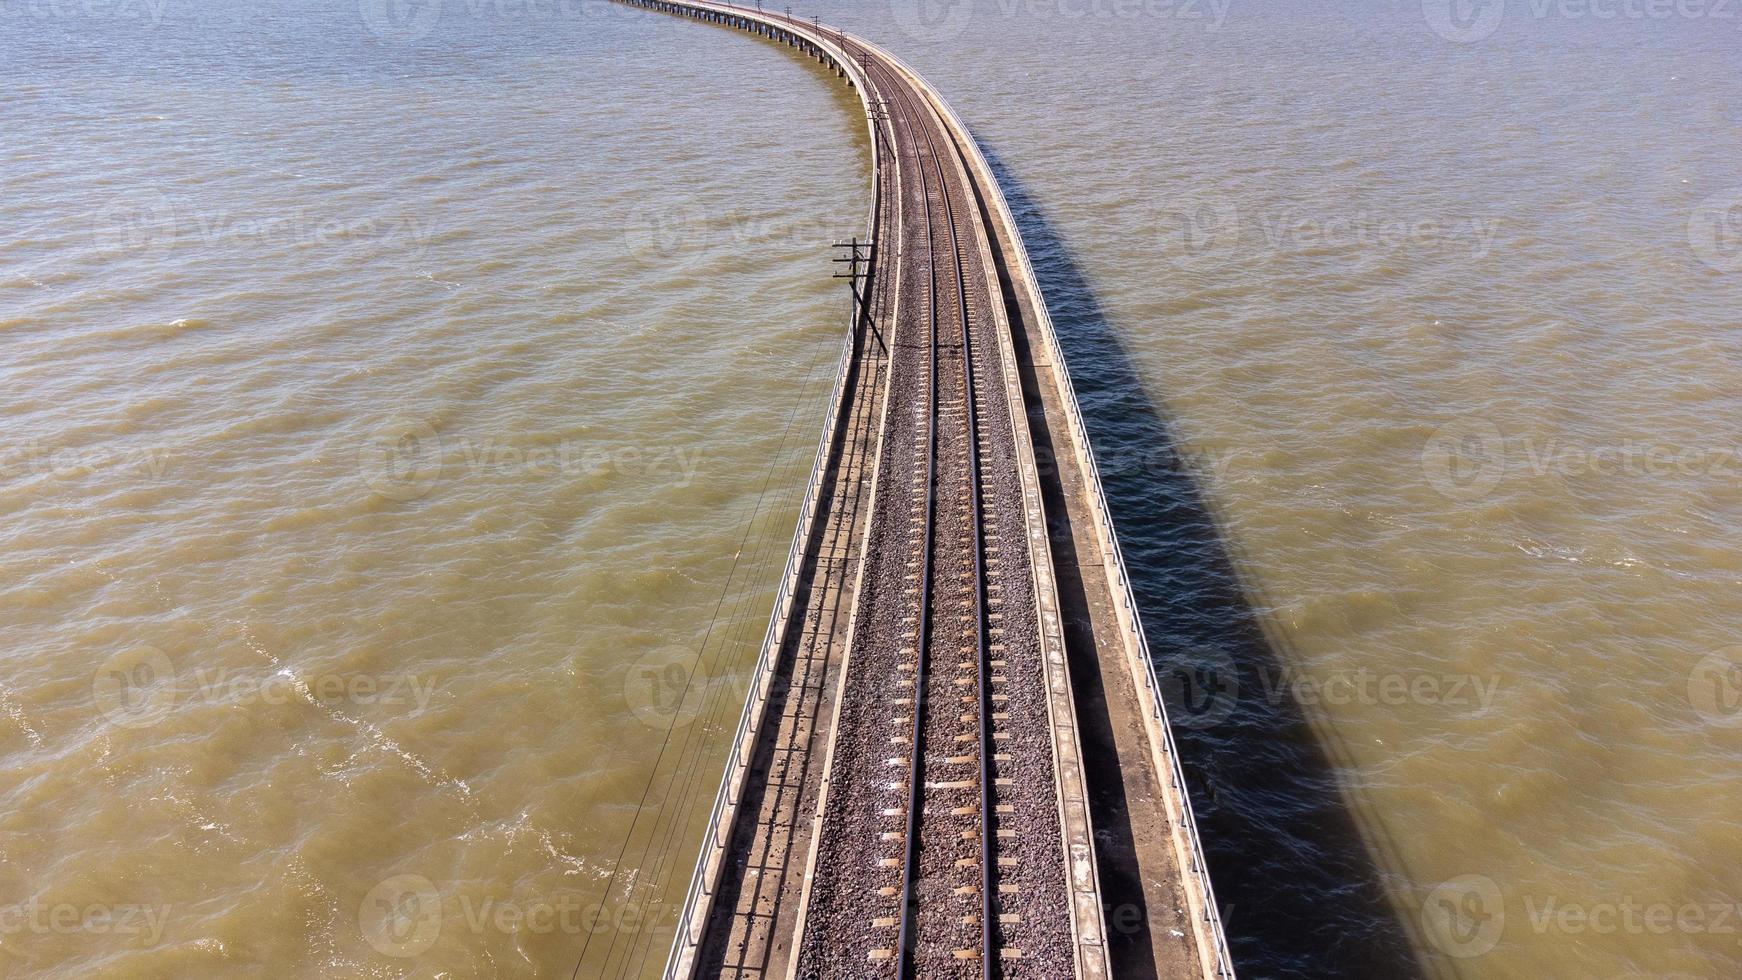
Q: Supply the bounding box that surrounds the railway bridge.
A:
[616,3,1234,976]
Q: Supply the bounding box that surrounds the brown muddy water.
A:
[2,0,1740,977]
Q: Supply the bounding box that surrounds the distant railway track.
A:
[868,53,998,974]
[793,44,1074,980]
[612,4,1235,979]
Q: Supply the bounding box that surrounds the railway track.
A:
[880,54,994,974]
[793,47,1074,979]
[619,4,1235,978]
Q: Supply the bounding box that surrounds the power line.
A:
[569,321,843,980]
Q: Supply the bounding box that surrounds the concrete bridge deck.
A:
[617,4,1235,977]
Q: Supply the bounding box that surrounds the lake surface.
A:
[2,0,1739,976]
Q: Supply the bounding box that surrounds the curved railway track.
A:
[612,4,1235,979]
[874,54,995,976]
[793,45,1072,979]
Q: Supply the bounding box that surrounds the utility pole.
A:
[833,238,882,352]
[870,98,893,154]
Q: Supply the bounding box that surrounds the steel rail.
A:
[870,52,996,977]
[889,54,942,979]
[881,52,1237,976]
[901,69,995,980]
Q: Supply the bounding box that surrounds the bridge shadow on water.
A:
[978,145,1428,980]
